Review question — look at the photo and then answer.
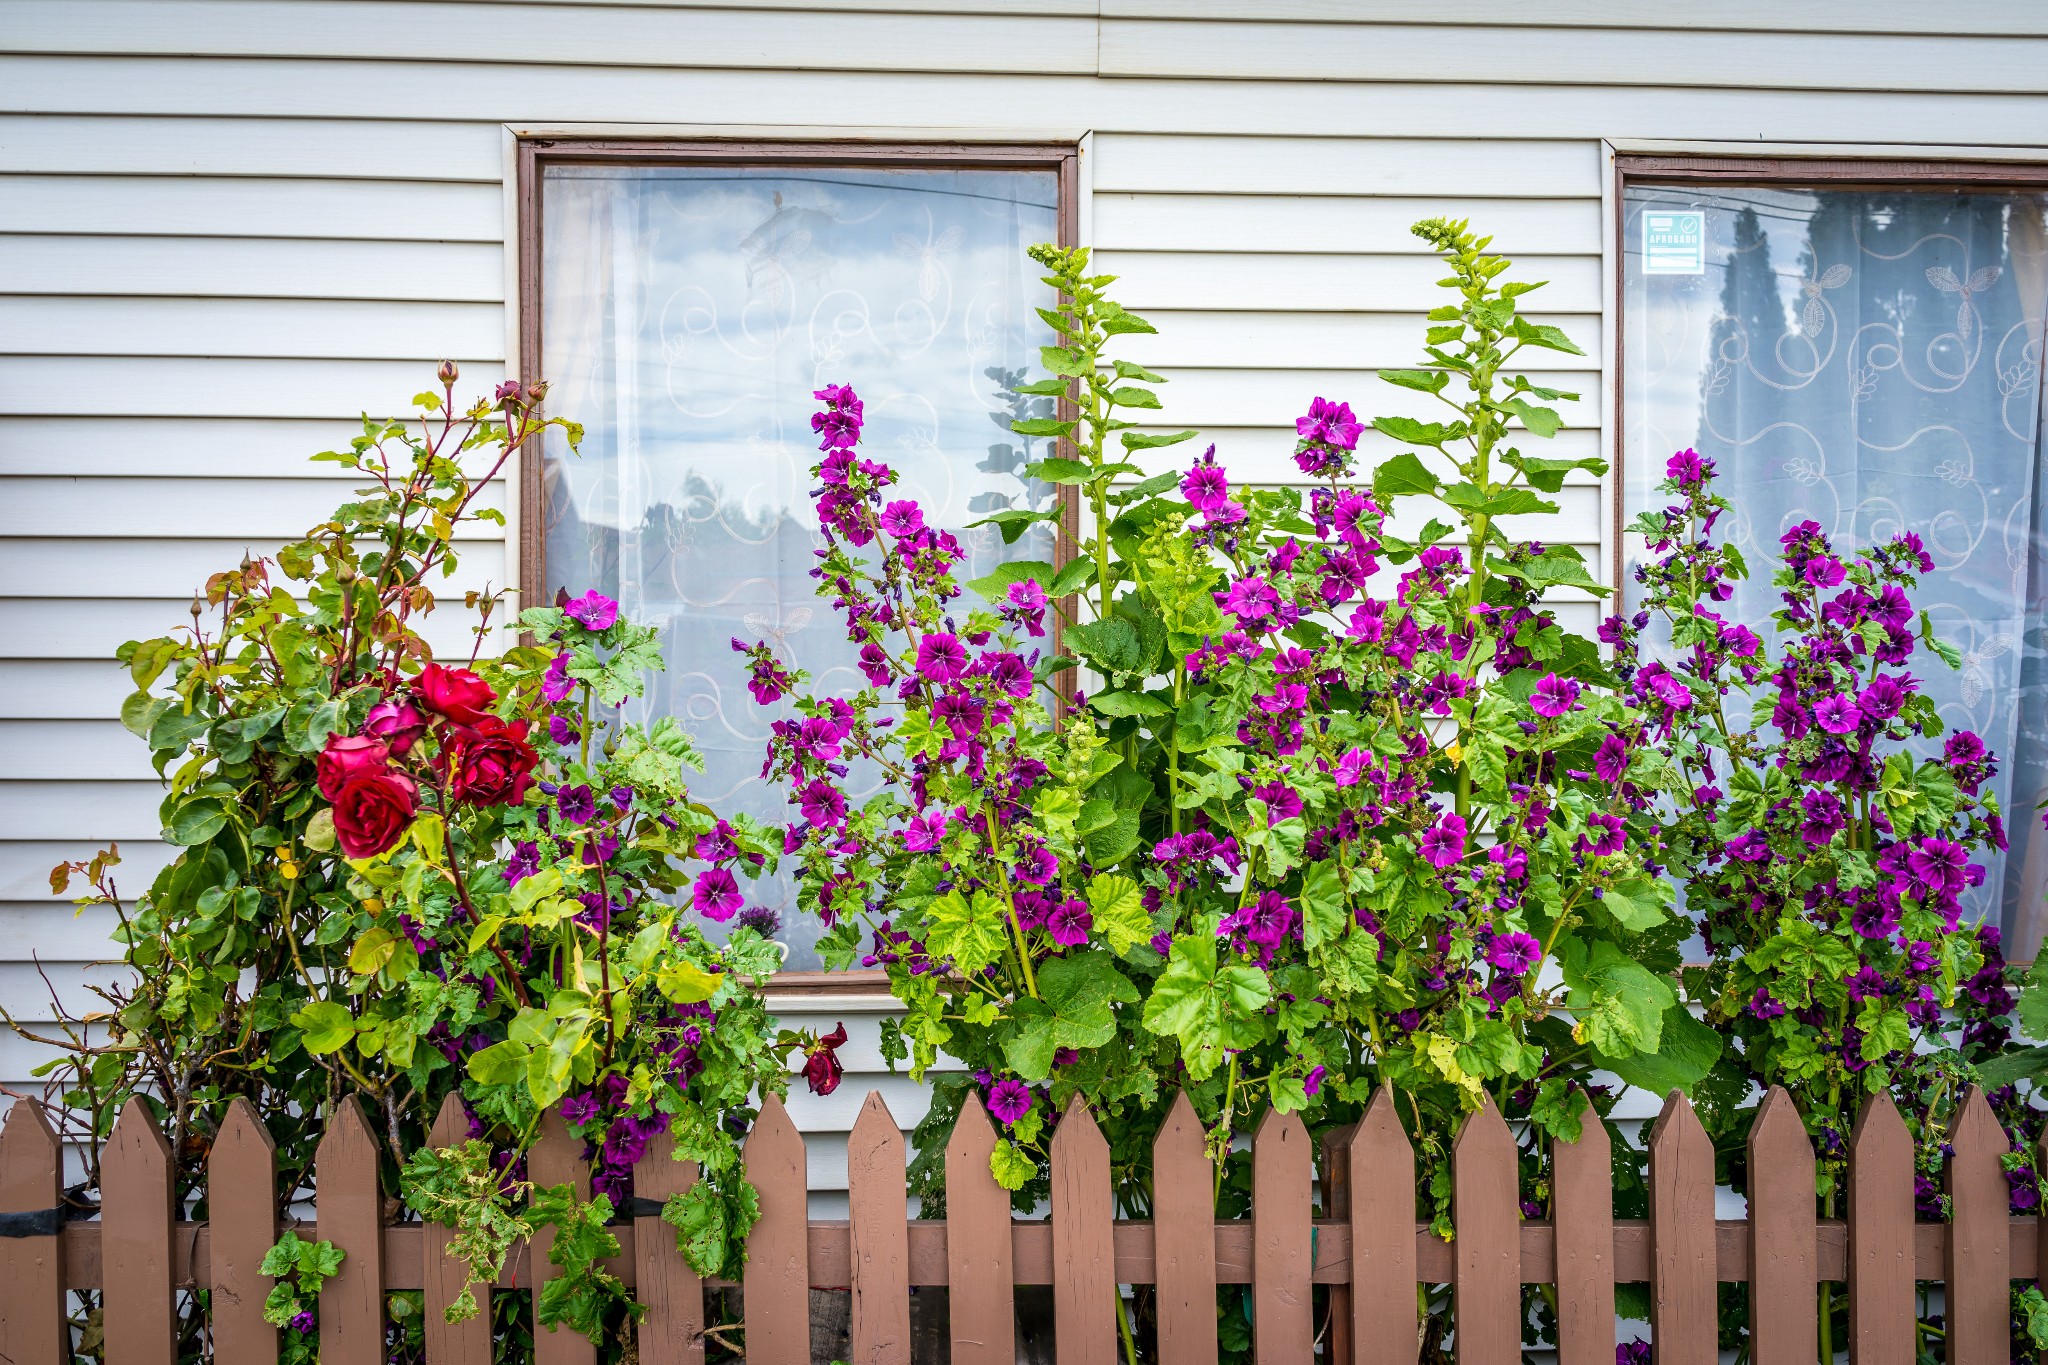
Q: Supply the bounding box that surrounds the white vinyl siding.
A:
[5,0,2045,1189]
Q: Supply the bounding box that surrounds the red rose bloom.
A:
[330,770,418,858]
[416,662,497,726]
[801,1023,849,1096]
[361,699,427,755]
[443,716,538,806]
[315,734,391,801]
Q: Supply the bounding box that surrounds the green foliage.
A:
[259,1231,345,1361]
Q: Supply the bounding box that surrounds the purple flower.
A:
[504,840,540,887]
[1593,732,1630,783]
[1346,599,1387,643]
[1945,730,1986,766]
[736,904,781,938]
[557,784,597,825]
[1847,965,1888,1003]
[1487,931,1541,977]
[1848,901,1900,939]
[290,1311,316,1335]
[916,633,969,683]
[1182,463,1231,513]
[1579,813,1625,858]
[1333,747,1370,787]
[1799,790,1846,846]
[1859,675,1909,720]
[1813,693,1862,735]
[563,590,619,632]
[1296,396,1363,450]
[1419,813,1467,870]
[1303,1065,1326,1098]
[547,714,579,746]
[1221,576,1280,623]
[798,779,847,829]
[903,807,954,853]
[1747,988,1786,1020]
[692,868,744,922]
[878,501,925,539]
[1047,898,1093,948]
[1529,672,1581,718]
[542,651,576,703]
[986,1079,1032,1126]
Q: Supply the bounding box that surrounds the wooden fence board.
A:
[422,1094,490,1365]
[745,1092,812,1365]
[944,1092,1015,1365]
[210,1096,279,1365]
[1550,1102,1612,1365]
[1746,1087,1816,1365]
[1350,1088,1417,1365]
[1849,1090,1913,1365]
[104,1095,175,1365]
[845,1091,909,1365]
[528,1105,597,1365]
[1252,1106,1313,1364]
[633,1126,705,1365]
[1051,1096,1117,1365]
[1152,1091,1217,1365]
[1453,1096,1520,1365]
[0,1099,66,1365]
[1648,1091,1716,1365]
[1946,1085,2008,1365]
[316,1096,386,1365]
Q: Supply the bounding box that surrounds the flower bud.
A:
[525,380,549,404]
[436,360,460,387]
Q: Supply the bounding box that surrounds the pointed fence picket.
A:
[4,1082,2044,1364]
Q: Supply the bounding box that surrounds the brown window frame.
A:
[515,137,1080,997]
[1610,151,2048,592]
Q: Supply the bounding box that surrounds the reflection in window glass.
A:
[540,165,1060,968]
[1622,182,2048,949]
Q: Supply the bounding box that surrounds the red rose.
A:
[443,716,538,806]
[801,1023,848,1096]
[315,734,391,801]
[416,662,497,726]
[331,770,418,858]
[361,699,427,755]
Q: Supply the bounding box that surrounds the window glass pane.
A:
[540,164,1060,968]
[1622,182,2048,950]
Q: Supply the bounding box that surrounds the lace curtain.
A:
[539,165,1059,968]
[1623,183,2048,952]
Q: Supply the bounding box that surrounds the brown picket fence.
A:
[0,1081,2035,1363]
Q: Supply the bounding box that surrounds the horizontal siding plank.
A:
[0,844,176,900]
[0,661,136,721]
[1099,251,1599,313]
[1123,310,1600,371]
[1098,0,2048,34]
[1092,136,1601,197]
[0,175,503,241]
[0,540,509,602]
[0,476,505,538]
[0,236,504,302]
[0,786,175,841]
[1096,20,2048,92]
[8,2,1099,76]
[0,115,502,180]
[1092,193,1599,254]
[0,297,507,362]
[0,600,501,662]
[0,962,137,1019]
[1144,367,1597,431]
[11,58,2048,148]
[0,417,477,477]
[0,357,510,417]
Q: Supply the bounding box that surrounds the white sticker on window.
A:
[1642,210,1706,275]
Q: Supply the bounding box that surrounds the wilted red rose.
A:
[331,770,418,858]
[801,1023,849,1096]
[443,716,538,806]
[416,662,496,726]
[315,734,391,801]
[361,699,427,755]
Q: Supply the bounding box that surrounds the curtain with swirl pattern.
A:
[1624,183,2048,953]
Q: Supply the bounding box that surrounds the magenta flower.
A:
[1221,576,1280,623]
[1303,1065,1326,1098]
[1859,674,1909,720]
[986,1079,1032,1126]
[1346,599,1387,643]
[1945,730,1986,766]
[916,633,969,683]
[1047,898,1093,947]
[798,779,846,829]
[1593,732,1630,783]
[1529,673,1581,718]
[1418,813,1467,869]
[1296,396,1362,450]
[1580,813,1625,857]
[542,651,575,703]
[1182,463,1231,513]
[564,590,619,632]
[1813,693,1861,735]
[878,500,925,539]
[1333,747,1370,787]
[903,807,953,853]
[556,784,597,824]
[1487,931,1541,977]
[692,868,744,922]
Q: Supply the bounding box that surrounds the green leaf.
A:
[1025,457,1099,483]
[1039,345,1092,377]
[1098,308,1157,337]
[1012,377,1069,396]
[1560,938,1673,1059]
[165,797,230,847]
[1086,874,1151,957]
[292,1001,357,1056]
[1004,950,1140,1079]
[1012,417,1078,438]
[1974,1045,2048,1089]
[1487,545,1611,597]
[989,1138,1036,1190]
[1107,385,1162,409]
[1379,368,1450,395]
[1601,1003,1720,1094]
[1510,314,1586,355]
[1594,880,1668,932]
[1066,618,1146,675]
[1370,452,1440,501]
[1371,416,1451,448]
[1113,359,1166,382]
[924,889,1011,975]
[1048,558,1097,597]
[965,559,1056,602]
[1088,690,1172,718]
[1141,929,1272,1080]
[1440,483,1557,519]
[1120,429,1197,451]
[1502,397,1564,438]
[1298,860,1347,950]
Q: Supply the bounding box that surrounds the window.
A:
[520,142,1074,975]
[1619,157,2048,951]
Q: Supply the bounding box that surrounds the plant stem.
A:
[1115,1288,1140,1365]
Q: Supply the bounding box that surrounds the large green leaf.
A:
[1599,1002,1720,1094]
[1003,951,1141,1079]
[1141,929,1272,1080]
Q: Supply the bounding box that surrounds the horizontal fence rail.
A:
[0,1084,2035,1363]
